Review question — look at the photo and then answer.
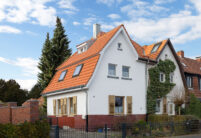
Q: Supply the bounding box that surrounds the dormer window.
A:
[58,70,67,81]
[182,63,187,67]
[118,43,122,51]
[151,43,161,53]
[73,64,83,77]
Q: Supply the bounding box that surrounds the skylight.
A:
[73,64,83,77]
[182,63,187,67]
[151,43,161,53]
[58,70,67,81]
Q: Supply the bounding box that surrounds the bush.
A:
[148,114,199,123]
[0,120,50,138]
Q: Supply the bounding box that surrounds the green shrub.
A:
[148,114,199,123]
[0,120,50,138]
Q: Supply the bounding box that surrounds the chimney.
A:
[177,50,184,58]
[196,56,201,62]
[93,24,101,39]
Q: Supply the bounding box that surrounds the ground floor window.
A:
[115,97,124,114]
[156,99,161,113]
[53,96,77,116]
[168,103,174,115]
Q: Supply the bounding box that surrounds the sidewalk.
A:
[168,133,201,138]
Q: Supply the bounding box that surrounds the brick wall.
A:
[0,100,39,124]
[189,76,201,98]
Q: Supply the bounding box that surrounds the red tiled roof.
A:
[142,39,168,60]
[179,57,201,75]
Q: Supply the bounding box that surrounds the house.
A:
[177,51,201,99]
[42,24,186,128]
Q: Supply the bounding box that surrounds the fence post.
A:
[55,125,59,138]
[105,124,108,138]
[170,121,174,135]
[149,122,152,136]
[122,123,126,138]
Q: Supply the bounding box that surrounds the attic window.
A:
[117,43,122,51]
[151,43,161,53]
[73,64,83,77]
[58,70,67,81]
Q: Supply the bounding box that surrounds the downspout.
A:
[145,58,149,122]
[85,90,88,132]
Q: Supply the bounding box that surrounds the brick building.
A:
[177,51,201,99]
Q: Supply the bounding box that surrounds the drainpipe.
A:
[85,90,88,132]
[145,58,149,122]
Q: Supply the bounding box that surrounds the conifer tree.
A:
[51,17,72,73]
[38,33,53,89]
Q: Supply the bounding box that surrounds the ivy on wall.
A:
[147,59,176,114]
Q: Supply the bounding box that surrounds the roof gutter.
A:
[42,85,88,97]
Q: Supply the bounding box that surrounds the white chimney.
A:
[93,24,101,38]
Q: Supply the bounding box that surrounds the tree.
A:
[38,33,53,90]
[51,17,72,75]
[28,83,42,99]
[0,79,28,105]
[186,94,201,118]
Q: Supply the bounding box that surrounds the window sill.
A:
[117,48,123,51]
[188,88,193,90]
[121,77,132,80]
[107,75,119,79]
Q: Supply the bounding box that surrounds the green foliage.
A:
[28,83,42,99]
[38,17,72,91]
[0,79,28,105]
[0,120,50,138]
[185,94,201,118]
[147,59,176,114]
[148,114,199,123]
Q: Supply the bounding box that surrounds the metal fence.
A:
[50,120,201,138]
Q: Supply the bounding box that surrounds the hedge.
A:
[0,120,50,138]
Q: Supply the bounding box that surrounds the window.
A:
[170,73,174,83]
[168,103,174,115]
[186,76,193,88]
[115,97,124,114]
[151,43,161,53]
[108,64,116,76]
[73,64,83,77]
[118,43,122,50]
[156,99,161,112]
[199,77,201,91]
[160,73,165,82]
[58,70,67,81]
[69,97,74,115]
[57,99,61,115]
[182,63,187,67]
[122,66,129,78]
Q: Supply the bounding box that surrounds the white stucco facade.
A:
[87,30,147,115]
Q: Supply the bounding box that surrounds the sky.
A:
[0,0,201,90]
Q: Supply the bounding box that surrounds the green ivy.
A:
[147,59,176,114]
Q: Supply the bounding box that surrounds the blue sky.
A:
[0,0,201,90]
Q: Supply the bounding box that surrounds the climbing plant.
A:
[147,59,176,114]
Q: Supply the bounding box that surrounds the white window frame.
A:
[155,99,161,113]
[168,103,174,115]
[186,76,192,88]
[169,73,174,83]
[122,66,130,78]
[108,63,117,76]
[115,96,124,114]
[117,42,122,50]
[159,73,165,82]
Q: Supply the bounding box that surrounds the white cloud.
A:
[154,0,175,5]
[0,0,56,26]
[108,14,120,20]
[101,24,115,31]
[0,57,39,77]
[25,31,38,36]
[0,25,21,34]
[16,79,37,91]
[58,0,78,11]
[73,21,80,26]
[83,17,97,26]
[96,0,122,6]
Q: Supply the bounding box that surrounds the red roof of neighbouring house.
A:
[179,57,201,75]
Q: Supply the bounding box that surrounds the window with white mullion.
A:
[122,66,129,78]
[159,73,165,82]
[199,77,201,91]
[108,64,116,76]
[186,76,192,88]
